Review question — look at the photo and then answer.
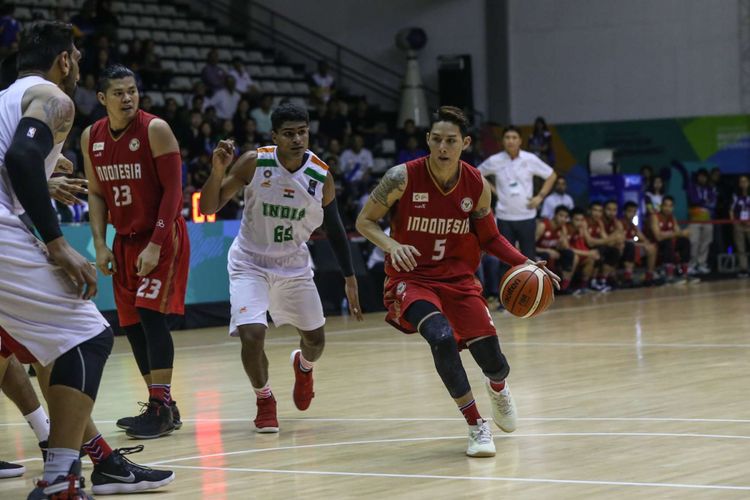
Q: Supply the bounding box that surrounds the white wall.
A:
[252,0,489,116]
[508,0,742,124]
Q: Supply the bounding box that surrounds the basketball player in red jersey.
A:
[82,65,189,439]
[535,204,577,293]
[620,201,659,286]
[357,107,559,457]
[568,208,601,293]
[586,201,620,290]
[650,195,691,282]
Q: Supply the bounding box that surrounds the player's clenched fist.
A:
[387,242,422,272]
[94,243,117,276]
[212,139,236,173]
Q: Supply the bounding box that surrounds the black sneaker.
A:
[170,401,182,430]
[125,399,175,439]
[27,459,92,499]
[0,460,25,479]
[116,401,151,431]
[91,445,175,494]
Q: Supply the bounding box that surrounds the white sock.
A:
[253,382,272,399]
[43,448,80,483]
[24,406,50,442]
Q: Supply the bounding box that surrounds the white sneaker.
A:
[466,419,496,457]
[697,264,711,275]
[486,379,517,432]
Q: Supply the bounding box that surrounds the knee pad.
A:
[137,308,174,370]
[419,313,470,399]
[467,336,510,382]
[49,327,114,400]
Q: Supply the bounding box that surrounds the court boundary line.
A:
[153,463,750,492]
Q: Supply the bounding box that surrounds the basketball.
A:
[500,264,554,318]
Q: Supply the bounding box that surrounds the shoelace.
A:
[113,445,154,472]
[494,392,514,416]
[474,422,492,444]
[130,402,153,421]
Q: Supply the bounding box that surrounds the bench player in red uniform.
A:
[83,65,189,439]
[568,208,602,292]
[620,201,659,286]
[357,107,559,457]
[650,195,691,282]
[535,204,577,293]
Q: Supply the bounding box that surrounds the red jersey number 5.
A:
[432,239,446,261]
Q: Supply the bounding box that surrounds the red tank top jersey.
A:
[587,217,603,238]
[621,218,637,241]
[89,110,178,236]
[656,213,676,233]
[603,217,618,235]
[386,157,484,281]
[569,225,589,251]
[537,219,561,249]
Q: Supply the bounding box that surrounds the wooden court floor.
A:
[2,280,750,499]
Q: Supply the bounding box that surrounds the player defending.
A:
[83,65,190,439]
[199,103,363,433]
[356,106,559,457]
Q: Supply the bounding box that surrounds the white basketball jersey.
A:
[0,76,64,215]
[231,145,328,277]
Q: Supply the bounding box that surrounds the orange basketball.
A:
[500,264,554,318]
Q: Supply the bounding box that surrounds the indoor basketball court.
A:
[2,280,748,498]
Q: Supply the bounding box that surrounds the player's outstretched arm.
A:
[356,164,421,272]
[200,140,255,215]
[82,126,116,276]
[322,173,363,320]
[7,85,96,298]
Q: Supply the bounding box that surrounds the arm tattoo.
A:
[42,95,74,134]
[470,207,491,219]
[371,165,406,206]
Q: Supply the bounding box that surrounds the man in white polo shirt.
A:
[478,125,557,269]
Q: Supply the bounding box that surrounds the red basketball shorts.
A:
[384,275,497,349]
[0,327,38,364]
[113,218,190,327]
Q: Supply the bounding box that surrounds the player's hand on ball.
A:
[48,176,87,205]
[136,242,161,277]
[47,238,98,299]
[53,154,74,174]
[527,259,561,290]
[388,243,421,272]
[212,139,235,173]
[95,244,117,276]
[344,275,364,321]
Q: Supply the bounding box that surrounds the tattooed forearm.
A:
[470,206,491,219]
[371,165,406,206]
[43,95,74,134]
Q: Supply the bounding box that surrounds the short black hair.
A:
[97,64,135,92]
[589,201,603,208]
[271,102,309,131]
[571,207,586,218]
[17,21,74,73]
[502,125,522,137]
[604,199,618,208]
[624,201,638,210]
[554,205,570,215]
[663,195,675,204]
[430,106,469,137]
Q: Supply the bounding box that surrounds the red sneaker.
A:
[290,349,315,411]
[254,395,279,433]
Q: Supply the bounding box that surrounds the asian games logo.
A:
[129,138,140,152]
[460,197,473,212]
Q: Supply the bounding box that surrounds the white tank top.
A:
[231,145,328,276]
[0,76,64,215]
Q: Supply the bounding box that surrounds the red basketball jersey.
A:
[386,157,484,281]
[603,217,618,235]
[586,217,603,239]
[89,110,180,236]
[537,219,561,249]
[656,213,676,233]
[569,225,589,251]
[621,217,638,241]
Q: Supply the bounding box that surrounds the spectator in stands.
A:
[310,59,335,104]
[199,121,217,156]
[478,125,557,276]
[318,98,350,144]
[71,0,97,43]
[209,75,241,121]
[228,56,259,96]
[140,94,155,114]
[140,39,170,89]
[350,97,378,143]
[586,201,620,290]
[201,48,226,94]
[203,105,219,130]
[240,118,262,149]
[218,119,235,141]
[123,39,142,68]
[233,98,251,137]
[188,152,212,190]
[644,176,665,214]
[181,111,205,159]
[74,73,99,122]
[162,98,182,135]
[730,175,750,278]
[621,201,658,286]
[0,4,20,59]
[569,208,601,293]
[535,205,577,293]
[687,168,717,274]
[640,165,653,193]
[250,94,274,137]
[320,137,342,177]
[87,46,112,79]
[528,116,554,166]
[541,176,574,219]
[395,135,427,164]
[710,166,731,257]
[339,134,373,191]
[396,118,419,150]
[651,195,691,282]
